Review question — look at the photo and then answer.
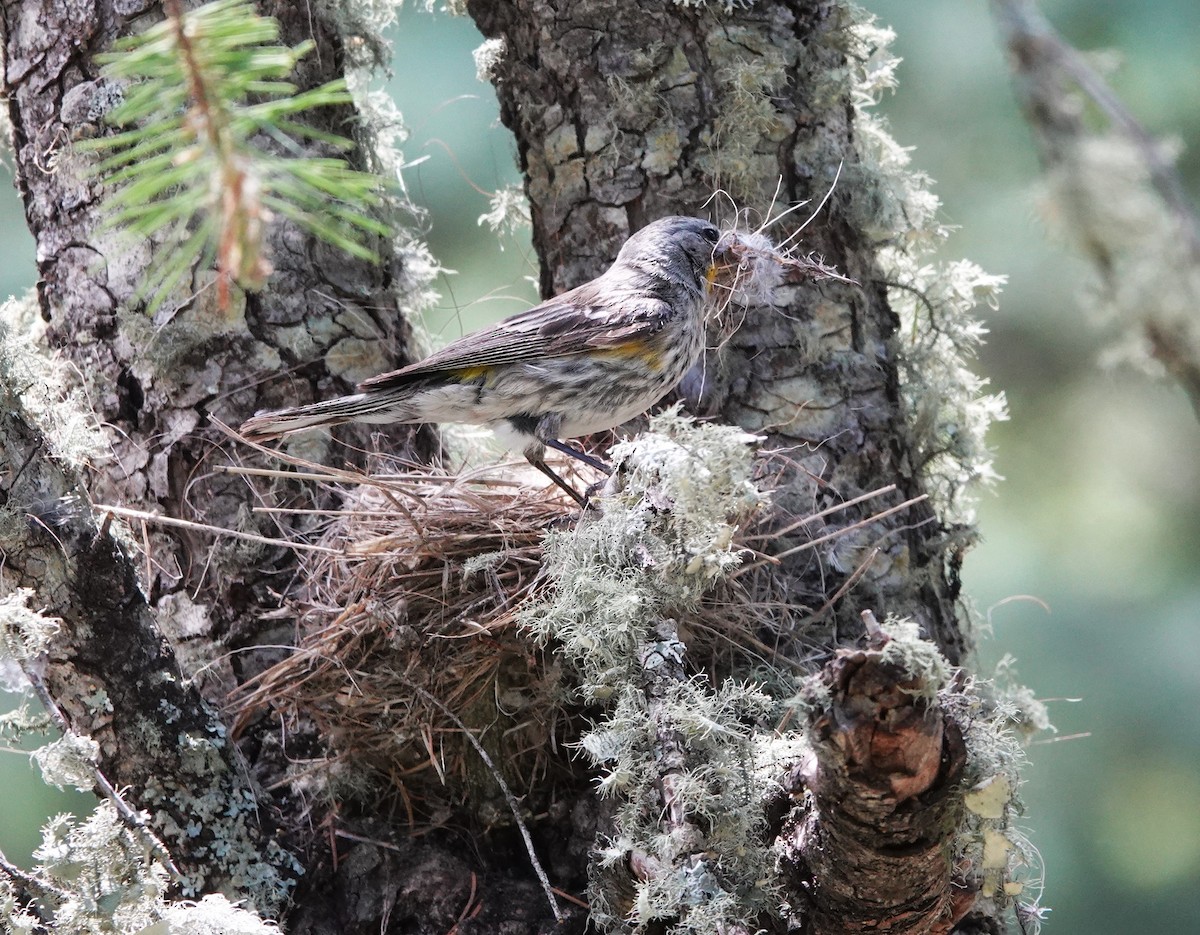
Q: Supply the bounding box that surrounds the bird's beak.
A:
[706,232,738,287]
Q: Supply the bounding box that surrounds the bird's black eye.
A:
[701,226,720,244]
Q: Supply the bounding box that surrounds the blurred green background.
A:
[3,2,1198,930]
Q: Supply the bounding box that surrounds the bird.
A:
[240,215,730,506]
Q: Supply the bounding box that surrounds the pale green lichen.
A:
[846,12,1009,526]
[336,76,441,316]
[0,90,12,154]
[326,5,442,328]
[52,702,303,914]
[672,0,757,13]
[587,674,779,933]
[642,126,683,176]
[0,875,42,934]
[314,0,399,71]
[522,412,775,932]
[32,732,100,793]
[0,588,62,663]
[939,660,1048,924]
[0,296,108,469]
[473,37,506,82]
[0,703,52,740]
[992,653,1053,741]
[698,27,794,199]
[1043,133,1200,386]
[0,287,43,337]
[30,805,171,934]
[876,616,951,699]
[477,184,531,240]
[521,409,764,697]
[3,803,282,935]
[421,0,467,15]
[157,894,282,934]
[461,549,509,578]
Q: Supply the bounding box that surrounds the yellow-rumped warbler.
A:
[241,216,730,504]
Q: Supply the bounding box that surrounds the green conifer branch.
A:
[82,0,388,313]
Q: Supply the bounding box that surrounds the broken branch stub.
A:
[781,620,970,935]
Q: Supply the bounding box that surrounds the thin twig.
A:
[218,465,358,483]
[24,669,185,882]
[94,503,342,556]
[746,493,928,566]
[550,886,590,910]
[742,484,898,541]
[809,548,880,620]
[0,844,70,917]
[400,680,564,924]
[333,828,405,853]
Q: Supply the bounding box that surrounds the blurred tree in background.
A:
[868,2,1200,933]
[1,1,1198,933]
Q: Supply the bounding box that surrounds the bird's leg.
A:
[543,438,613,475]
[520,414,610,508]
[524,445,589,508]
[582,477,610,503]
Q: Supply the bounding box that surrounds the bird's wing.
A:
[358,279,674,391]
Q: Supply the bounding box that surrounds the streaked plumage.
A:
[241,216,727,504]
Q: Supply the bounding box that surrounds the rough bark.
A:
[468,0,982,930]
[469,0,969,666]
[0,353,288,910]
[2,0,428,690]
[1,0,429,924]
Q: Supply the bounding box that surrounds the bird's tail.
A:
[240,391,420,441]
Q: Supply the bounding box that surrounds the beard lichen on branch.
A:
[846,13,1009,530]
[518,411,780,933]
[840,14,1047,928]
[0,803,282,935]
[0,294,108,471]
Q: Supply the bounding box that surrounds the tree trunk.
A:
[470,0,970,663]
[2,0,433,921]
[465,1,993,930]
[1,0,1016,932]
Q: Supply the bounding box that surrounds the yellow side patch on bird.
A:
[706,264,718,289]
[594,342,665,371]
[454,365,494,383]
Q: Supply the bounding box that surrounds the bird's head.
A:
[616,216,728,295]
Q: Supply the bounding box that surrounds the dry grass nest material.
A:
[232,459,583,824]
[228,446,917,830]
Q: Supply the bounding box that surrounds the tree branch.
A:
[0,335,298,913]
[780,612,969,934]
[992,0,1200,420]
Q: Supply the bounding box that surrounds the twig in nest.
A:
[94,502,342,555]
[741,483,898,541]
[736,492,929,573]
[811,547,881,619]
[227,465,582,835]
[401,680,564,924]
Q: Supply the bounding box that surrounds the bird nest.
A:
[229,458,588,825]
[213,210,899,831]
[224,434,918,833]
